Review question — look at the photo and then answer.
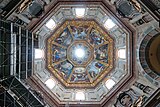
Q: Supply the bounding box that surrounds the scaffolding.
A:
[0,76,45,107]
[0,19,33,79]
[0,19,44,107]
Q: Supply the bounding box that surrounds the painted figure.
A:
[71,26,89,39]
[55,28,72,46]
[54,61,73,79]
[89,29,104,46]
[52,45,66,62]
[70,68,89,82]
[88,61,105,79]
[95,44,108,63]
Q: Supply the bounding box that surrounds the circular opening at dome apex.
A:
[74,48,85,58]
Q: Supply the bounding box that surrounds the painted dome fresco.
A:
[47,20,114,88]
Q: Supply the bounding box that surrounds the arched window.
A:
[75,91,85,100]
[45,78,56,89]
[45,19,56,30]
[35,49,44,59]
[105,79,115,89]
[104,19,116,30]
[118,49,126,59]
[75,8,85,18]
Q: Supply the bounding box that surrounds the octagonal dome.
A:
[30,1,135,106]
[47,20,114,88]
